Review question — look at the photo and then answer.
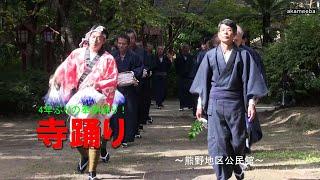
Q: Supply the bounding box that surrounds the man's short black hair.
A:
[126,29,137,38]
[117,34,130,44]
[201,37,211,44]
[242,30,250,40]
[218,19,237,34]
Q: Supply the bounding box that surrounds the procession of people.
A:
[47,18,267,180]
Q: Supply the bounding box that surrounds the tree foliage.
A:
[1,0,319,113]
[263,14,320,104]
[242,0,290,46]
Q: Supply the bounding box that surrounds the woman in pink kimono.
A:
[50,25,118,180]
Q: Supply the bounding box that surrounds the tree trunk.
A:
[309,0,314,8]
[54,0,76,51]
[262,12,272,46]
[28,17,37,70]
[26,1,46,69]
[165,0,191,53]
[168,20,173,53]
[91,0,100,22]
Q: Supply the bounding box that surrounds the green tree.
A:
[155,0,211,52]
[201,0,264,48]
[263,14,320,104]
[243,0,290,46]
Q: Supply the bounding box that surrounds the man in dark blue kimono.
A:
[191,39,210,116]
[190,19,268,180]
[126,29,151,137]
[175,44,195,111]
[153,45,172,109]
[195,38,210,71]
[234,25,266,85]
[144,43,156,123]
[112,34,143,147]
[234,25,266,170]
[212,33,221,48]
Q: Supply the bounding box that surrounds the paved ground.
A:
[0,100,319,180]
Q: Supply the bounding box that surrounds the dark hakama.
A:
[112,50,143,143]
[132,47,153,129]
[241,45,267,85]
[135,48,156,127]
[175,54,195,109]
[190,45,268,179]
[195,50,207,71]
[153,55,171,106]
[190,49,209,115]
[240,45,267,148]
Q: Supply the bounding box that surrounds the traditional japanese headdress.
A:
[79,25,107,48]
